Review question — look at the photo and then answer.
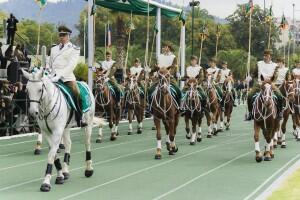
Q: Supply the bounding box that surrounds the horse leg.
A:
[254,123,262,163]
[110,108,117,141]
[168,115,177,155]
[263,129,273,161]
[128,109,133,135]
[62,128,71,180]
[206,111,212,138]
[212,111,218,136]
[96,123,103,143]
[219,107,224,132]
[136,107,143,134]
[281,114,288,148]
[197,114,202,142]
[185,114,191,140]
[40,131,63,192]
[190,116,197,145]
[163,119,171,151]
[34,132,43,155]
[84,124,94,177]
[154,117,162,159]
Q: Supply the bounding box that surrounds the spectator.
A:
[14,44,25,62]
[6,13,18,45]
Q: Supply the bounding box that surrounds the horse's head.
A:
[22,68,46,117]
[260,80,274,107]
[95,68,108,91]
[186,78,198,98]
[127,74,138,91]
[224,77,234,93]
[282,80,295,102]
[157,68,171,94]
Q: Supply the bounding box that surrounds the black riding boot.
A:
[245,96,253,121]
[75,98,87,127]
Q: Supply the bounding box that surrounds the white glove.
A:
[176,72,181,79]
[246,75,252,82]
[104,77,109,83]
[144,66,151,73]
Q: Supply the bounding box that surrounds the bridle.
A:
[27,80,46,105]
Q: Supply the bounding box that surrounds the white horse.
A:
[22,68,95,192]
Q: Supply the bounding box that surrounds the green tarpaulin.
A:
[94,0,182,19]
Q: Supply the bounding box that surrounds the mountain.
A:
[0,0,86,33]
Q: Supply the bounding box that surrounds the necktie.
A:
[59,44,64,50]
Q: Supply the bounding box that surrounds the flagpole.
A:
[104,23,107,56]
[198,34,204,64]
[148,30,157,67]
[215,34,220,58]
[288,37,291,68]
[246,8,252,116]
[267,22,272,49]
[83,14,87,62]
[36,8,42,63]
[283,30,286,61]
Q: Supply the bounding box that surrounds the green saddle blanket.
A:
[55,81,92,113]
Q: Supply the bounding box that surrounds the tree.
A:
[227,5,280,58]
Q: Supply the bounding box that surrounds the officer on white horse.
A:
[48,25,86,127]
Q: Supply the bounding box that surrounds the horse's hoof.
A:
[281,144,287,148]
[116,131,119,136]
[169,151,175,155]
[63,172,70,180]
[190,142,195,145]
[55,176,65,185]
[264,156,272,161]
[127,132,132,135]
[155,154,161,160]
[137,129,142,134]
[255,156,263,163]
[173,147,178,153]
[271,154,275,159]
[207,135,212,138]
[59,144,65,149]
[34,149,41,155]
[186,134,191,139]
[197,138,202,142]
[95,138,102,143]
[166,142,171,151]
[277,141,282,145]
[57,148,61,153]
[273,145,277,149]
[40,183,51,192]
[297,138,300,142]
[85,170,94,178]
[110,135,117,141]
[226,127,230,130]
[152,127,156,130]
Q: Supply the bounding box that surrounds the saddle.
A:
[55,81,92,113]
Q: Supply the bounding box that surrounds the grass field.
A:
[0,106,299,200]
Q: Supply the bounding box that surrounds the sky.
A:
[0,0,300,20]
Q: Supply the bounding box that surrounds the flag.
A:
[90,4,97,16]
[265,6,273,23]
[35,0,47,8]
[244,0,254,15]
[179,11,186,25]
[153,23,159,34]
[280,14,289,30]
[216,24,221,35]
[107,24,112,48]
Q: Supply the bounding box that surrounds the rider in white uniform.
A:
[219,61,237,107]
[292,60,300,79]
[275,57,289,86]
[48,25,86,127]
[246,50,283,120]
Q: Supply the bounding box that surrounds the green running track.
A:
[0,106,299,200]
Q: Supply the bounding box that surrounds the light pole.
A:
[293,3,296,55]
[189,0,200,56]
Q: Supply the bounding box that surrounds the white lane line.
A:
[243,154,300,200]
[58,138,248,200]
[255,157,300,200]
[152,151,252,200]
[0,136,246,192]
[0,121,154,156]
[0,135,155,172]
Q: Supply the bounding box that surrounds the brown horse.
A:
[205,74,220,138]
[221,77,234,130]
[292,79,300,141]
[150,68,180,159]
[182,78,203,145]
[253,78,279,162]
[123,74,145,135]
[273,79,295,148]
[95,69,121,142]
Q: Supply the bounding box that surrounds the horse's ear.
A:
[260,74,264,82]
[167,66,172,71]
[21,68,32,80]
